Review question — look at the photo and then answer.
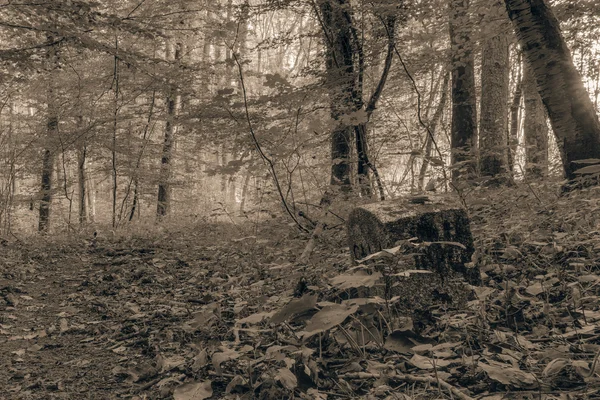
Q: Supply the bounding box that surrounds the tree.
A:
[315,0,358,193]
[508,54,522,175]
[479,0,510,183]
[314,1,395,198]
[39,36,59,232]
[523,61,548,178]
[157,42,182,217]
[449,0,477,182]
[504,0,600,179]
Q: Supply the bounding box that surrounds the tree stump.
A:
[346,195,480,325]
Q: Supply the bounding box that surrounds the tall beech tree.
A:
[449,0,477,182]
[504,0,600,179]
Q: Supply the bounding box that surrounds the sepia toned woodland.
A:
[2,0,600,399]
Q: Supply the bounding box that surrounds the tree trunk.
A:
[111,40,119,228]
[508,79,522,175]
[355,123,371,197]
[449,0,478,183]
[39,38,58,233]
[317,0,359,193]
[157,42,182,217]
[479,0,510,183]
[86,176,95,223]
[504,0,600,179]
[77,116,87,224]
[523,61,549,178]
[239,171,251,214]
[129,177,139,221]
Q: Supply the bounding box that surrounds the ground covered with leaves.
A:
[2,182,600,399]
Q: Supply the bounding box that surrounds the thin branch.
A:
[387,30,449,185]
[231,48,308,232]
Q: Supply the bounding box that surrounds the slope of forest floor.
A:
[2,181,600,400]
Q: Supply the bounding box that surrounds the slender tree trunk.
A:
[228,175,237,208]
[508,79,522,175]
[77,116,87,224]
[86,177,95,223]
[355,123,371,196]
[111,39,119,227]
[39,38,58,233]
[129,178,139,221]
[479,0,510,183]
[239,171,251,213]
[504,0,600,179]
[449,0,478,183]
[523,61,549,178]
[157,43,182,217]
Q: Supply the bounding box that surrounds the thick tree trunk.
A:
[317,0,359,193]
[449,0,477,183]
[157,43,182,217]
[504,0,600,179]
[479,1,510,183]
[523,62,549,178]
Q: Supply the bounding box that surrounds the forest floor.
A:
[2,181,600,400]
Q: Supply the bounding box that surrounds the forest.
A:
[1,0,600,399]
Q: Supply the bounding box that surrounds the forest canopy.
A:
[0,0,599,232]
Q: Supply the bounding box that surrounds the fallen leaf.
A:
[173,380,213,400]
[212,348,240,375]
[300,304,359,339]
[479,360,537,389]
[270,293,318,324]
[275,367,297,390]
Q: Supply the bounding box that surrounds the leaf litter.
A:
[1,184,600,398]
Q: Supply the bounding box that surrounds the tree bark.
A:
[77,115,87,224]
[157,42,182,217]
[504,0,600,179]
[39,37,58,233]
[523,61,549,178]
[449,0,478,183]
[479,0,510,183]
[317,0,359,193]
[508,79,522,175]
